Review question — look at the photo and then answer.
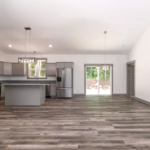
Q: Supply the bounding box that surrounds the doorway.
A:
[127,61,135,97]
[85,64,113,95]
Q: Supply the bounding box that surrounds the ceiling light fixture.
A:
[49,45,52,47]
[9,45,12,47]
[19,27,36,64]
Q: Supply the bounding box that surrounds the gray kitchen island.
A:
[4,83,49,106]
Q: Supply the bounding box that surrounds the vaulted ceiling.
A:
[0,0,150,54]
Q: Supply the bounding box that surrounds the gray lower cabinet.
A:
[0,62,3,75]
[46,63,56,76]
[3,63,12,75]
[45,84,56,98]
[1,84,5,98]
[12,63,26,75]
[50,84,56,97]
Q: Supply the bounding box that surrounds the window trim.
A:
[18,58,47,79]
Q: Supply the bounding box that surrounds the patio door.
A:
[85,65,112,95]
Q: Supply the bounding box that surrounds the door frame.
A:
[126,60,135,97]
[84,64,113,96]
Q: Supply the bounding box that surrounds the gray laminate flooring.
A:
[0,96,150,150]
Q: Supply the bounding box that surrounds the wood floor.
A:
[0,96,150,150]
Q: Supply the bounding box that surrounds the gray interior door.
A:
[127,63,135,97]
[127,66,130,96]
[56,68,64,88]
[130,65,135,96]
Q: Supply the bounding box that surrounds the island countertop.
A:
[0,80,56,84]
[3,83,50,86]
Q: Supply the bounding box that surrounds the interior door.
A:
[127,64,135,97]
[130,65,135,96]
[127,65,130,96]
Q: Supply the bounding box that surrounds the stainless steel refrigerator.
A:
[56,68,73,98]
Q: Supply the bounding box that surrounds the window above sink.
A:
[28,58,47,79]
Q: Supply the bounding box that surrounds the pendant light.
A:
[33,51,37,64]
[102,31,109,71]
[19,27,36,64]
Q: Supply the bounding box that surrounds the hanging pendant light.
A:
[33,51,37,64]
[103,31,109,71]
[19,27,36,64]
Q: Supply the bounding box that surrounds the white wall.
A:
[3,54,127,94]
[128,25,150,102]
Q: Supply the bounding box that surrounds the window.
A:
[28,59,47,78]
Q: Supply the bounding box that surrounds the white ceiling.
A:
[0,0,150,54]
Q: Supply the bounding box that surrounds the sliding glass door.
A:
[99,66,111,95]
[86,65,112,95]
[86,67,99,95]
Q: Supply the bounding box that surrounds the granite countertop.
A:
[0,80,56,84]
[3,83,50,86]
[0,80,56,86]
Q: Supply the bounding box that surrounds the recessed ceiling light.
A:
[9,45,12,47]
[49,45,52,47]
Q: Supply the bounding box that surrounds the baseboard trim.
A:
[74,93,127,97]
[134,97,150,106]
[112,93,127,96]
[74,94,85,96]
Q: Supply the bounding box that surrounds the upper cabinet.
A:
[0,62,26,76]
[0,62,3,75]
[56,63,65,68]
[3,63,12,75]
[12,63,26,76]
[56,62,74,68]
[0,62,12,76]
[46,63,56,76]
[0,61,73,76]
[65,62,74,68]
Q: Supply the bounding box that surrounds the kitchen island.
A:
[4,83,49,106]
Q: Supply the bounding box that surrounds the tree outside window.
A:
[86,66,110,81]
[28,59,46,78]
